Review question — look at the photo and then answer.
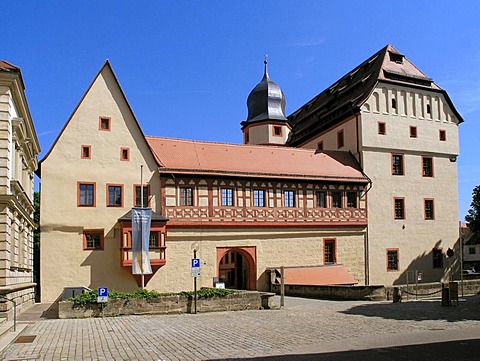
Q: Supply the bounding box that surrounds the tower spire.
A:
[264,53,269,78]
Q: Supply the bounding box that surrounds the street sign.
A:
[97,287,108,303]
[191,258,200,277]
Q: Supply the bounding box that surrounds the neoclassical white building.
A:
[0,61,40,320]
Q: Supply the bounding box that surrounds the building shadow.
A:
[211,338,480,361]
[339,294,480,322]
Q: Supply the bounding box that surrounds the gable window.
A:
[284,190,295,208]
[78,182,95,207]
[422,157,433,177]
[424,199,434,220]
[273,126,282,136]
[316,191,326,208]
[433,248,443,268]
[317,141,323,151]
[83,230,104,250]
[378,122,386,135]
[180,187,193,206]
[410,126,417,138]
[332,191,342,208]
[337,130,344,149]
[253,189,265,207]
[392,154,404,175]
[99,116,111,131]
[324,239,336,264]
[439,130,446,141]
[81,145,91,159]
[387,249,399,271]
[394,198,405,220]
[135,185,149,207]
[120,148,130,161]
[107,184,123,207]
[346,192,357,208]
[221,188,234,206]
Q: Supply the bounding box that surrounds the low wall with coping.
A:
[59,291,276,319]
[386,278,480,300]
[271,284,387,301]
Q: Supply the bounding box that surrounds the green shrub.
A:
[69,287,239,305]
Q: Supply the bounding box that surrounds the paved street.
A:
[2,295,480,360]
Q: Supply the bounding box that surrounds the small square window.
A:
[99,117,111,131]
[410,126,417,138]
[337,130,344,149]
[378,122,386,135]
[121,148,130,161]
[83,230,104,250]
[469,247,476,255]
[273,126,282,136]
[387,249,399,271]
[81,145,91,159]
[439,130,446,141]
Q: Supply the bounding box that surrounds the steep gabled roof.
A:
[287,45,463,147]
[37,61,159,176]
[146,136,368,183]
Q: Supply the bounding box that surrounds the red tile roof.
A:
[146,136,368,182]
[275,265,358,286]
[0,60,20,72]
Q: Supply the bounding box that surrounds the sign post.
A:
[191,242,200,314]
[97,287,108,303]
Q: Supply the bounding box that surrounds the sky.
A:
[3,1,480,220]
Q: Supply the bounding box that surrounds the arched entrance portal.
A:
[216,247,256,290]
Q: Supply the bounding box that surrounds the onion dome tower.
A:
[241,57,291,145]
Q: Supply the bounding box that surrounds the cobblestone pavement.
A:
[3,295,480,360]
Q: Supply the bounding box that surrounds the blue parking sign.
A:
[191,258,200,268]
[98,287,108,297]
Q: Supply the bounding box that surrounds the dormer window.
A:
[389,52,404,64]
[273,126,282,137]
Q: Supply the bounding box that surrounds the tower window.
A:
[273,126,282,137]
[410,126,417,138]
[337,130,344,149]
[439,130,446,141]
[378,122,386,135]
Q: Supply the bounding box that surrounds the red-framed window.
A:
[99,116,111,131]
[315,191,326,208]
[120,147,130,161]
[180,187,193,206]
[392,154,404,175]
[78,182,96,207]
[387,249,399,271]
[221,188,234,206]
[83,229,104,250]
[107,184,123,207]
[272,126,283,137]
[424,199,435,220]
[134,185,150,207]
[324,239,336,264]
[394,198,405,220]
[81,145,91,159]
[422,157,434,177]
[346,192,357,208]
[284,190,295,208]
[332,191,342,208]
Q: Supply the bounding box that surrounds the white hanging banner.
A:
[131,207,152,275]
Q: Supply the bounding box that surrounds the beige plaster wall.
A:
[40,65,161,302]
[246,123,291,146]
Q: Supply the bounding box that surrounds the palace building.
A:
[38,45,461,302]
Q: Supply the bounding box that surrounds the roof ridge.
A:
[145,135,322,153]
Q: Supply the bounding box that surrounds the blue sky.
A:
[3,1,480,220]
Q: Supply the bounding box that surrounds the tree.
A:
[465,185,480,236]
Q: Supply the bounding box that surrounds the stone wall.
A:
[386,278,480,300]
[58,291,276,319]
[271,284,386,301]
